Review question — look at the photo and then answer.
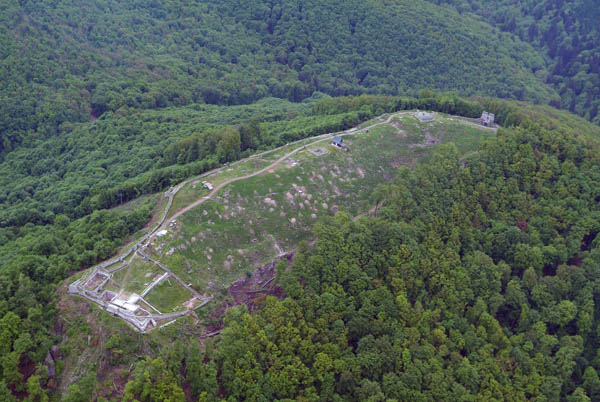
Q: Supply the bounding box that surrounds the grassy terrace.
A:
[110,255,163,296]
[144,278,192,313]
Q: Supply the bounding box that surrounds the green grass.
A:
[439,118,496,152]
[151,114,483,293]
[169,158,271,215]
[111,255,163,296]
[111,193,161,213]
[144,277,192,313]
[100,113,495,304]
[357,115,389,129]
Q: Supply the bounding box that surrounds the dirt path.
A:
[116,264,133,296]
[72,110,496,331]
[162,113,401,227]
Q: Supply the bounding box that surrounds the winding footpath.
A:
[163,112,402,225]
[71,111,490,331]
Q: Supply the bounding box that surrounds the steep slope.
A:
[56,98,600,401]
[3,91,600,399]
[428,0,600,123]
[0,0,555,153]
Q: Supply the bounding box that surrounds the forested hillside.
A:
[36,97,600,401]
[202,98,600,400]
[2,0,600,400]
[429,0,600,124]
[0,92,479,400]
[2,92,600,400]
[0,0,554,154]
[124,99,600,401]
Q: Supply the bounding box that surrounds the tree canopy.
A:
[0,0,555,155]
[428,0,600,124]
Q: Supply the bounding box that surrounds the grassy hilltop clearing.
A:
[154,113,495,294]
[47,98,600,401]
[77,111,494,327]
[1,0,600,399]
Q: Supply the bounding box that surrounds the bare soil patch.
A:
[183,298,200,309]
[84,273,107,290]
[205,254,292,333]
[408,129,442,148]
[308,147,328,156]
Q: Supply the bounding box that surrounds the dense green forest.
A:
[429,0,600,124]
[3,93,600,400]
[122,98,600,401]
[2,0,600,399]
[0,0,555,155]
[201,99,600,400]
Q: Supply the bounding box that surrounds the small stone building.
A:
[480,111,495,126]
[414,111,435,123]
[332,136,347,150]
